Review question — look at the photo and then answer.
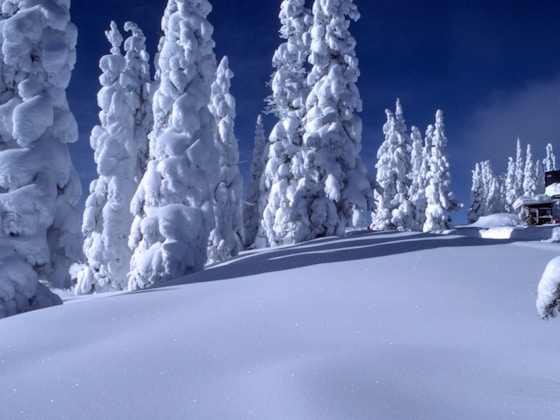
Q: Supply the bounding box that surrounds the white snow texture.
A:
[0,0,81,318]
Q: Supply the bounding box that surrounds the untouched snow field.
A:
[1,230,560,419]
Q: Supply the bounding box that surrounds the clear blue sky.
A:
[67,0,560,223]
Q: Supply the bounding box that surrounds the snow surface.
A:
[1,231,560,419]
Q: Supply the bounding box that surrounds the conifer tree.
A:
[0,0,81,317]
[468,162,485,223]
[258,0,311,246]
[481,160,503,215]
[408,126,425,230]
[423,110,461,232]
[514,138,524,198]
[244,115,267,248]
[503,157,517,212]
[128,0,219,289]
[207,56,244,263]
[544,143,557,172]
[371,100,413,231]
[523,144,537,197]
[292,0,374,242]
[75,22,152,294]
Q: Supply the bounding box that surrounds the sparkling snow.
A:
[1,231,559,419]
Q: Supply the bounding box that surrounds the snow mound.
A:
[468,213,522,228]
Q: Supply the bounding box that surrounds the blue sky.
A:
[67,0,560,223]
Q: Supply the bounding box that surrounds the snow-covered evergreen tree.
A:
[128,0,219,290]
[514,138,524,198]
[408,126,425,230]
[481,160,503,215]
[544,143,557,173]
[468,162,485,223]
[207,56,244,263]
[258,0,311,247]
[0,0,81,317]
[502,156,517,213]
[523,143,537,197]
[243,115,267,248]
[535,160,545,195]
[371,100,413,231]
[423,110,461,232]
[292,0,374,241]
[537,256,560,319]
[75,22,152,294]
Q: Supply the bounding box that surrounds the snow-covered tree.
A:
[291,0,374,242]
[75,22,152,294]
[207,56,244,263]
[502,156,517,213]
[243,115,267,248]
[0,0,81,317]
[468,162,485,223]
[544,143,557,173]
[537,256,560,319]
[514,138,524,198]
[523,143,537,197]
[481,160,503,215]
[408,126,426,230]
[128,0,219,290]
[423,110,461,232]
[258,0,311,247]
[371,100,414,231]
[535,160,545,195]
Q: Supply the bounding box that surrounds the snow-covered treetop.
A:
[106,21,123,55]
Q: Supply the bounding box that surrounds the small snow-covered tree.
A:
[423,110,461,232]
[243,115,267,248]
[544,143,557,173]
[258,0,311,247]
[523,143,537,197]
[292,0,374,241]
[75,22,152,294]
[0,0,81,317]
[207,56,244,264]
[468,163,485,223]
[537,256,560,319]
[535,160,545,195]
[371,100,413,231]
[128,0,219,290]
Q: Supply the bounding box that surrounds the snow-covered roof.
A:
[545,182,560,198]
[513,194,556,210]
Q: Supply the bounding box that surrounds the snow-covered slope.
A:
[1,231,560,419]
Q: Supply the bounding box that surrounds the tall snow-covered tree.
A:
[243,115,267,248]
[468,162,485,223]
[258,0,311,247]
[481,160,503,215]
[0,0,81,317]
[423,110,461,232]
[408,126,425,230]
[128,0,219,290]
[207,56,244,263]
[371,100,413,231]
[535,160,545,195]
[75,22,152,294]
[514,138,524,198]
[501,156,516,213]
[523,143,537,197]
[291,0,374,241]
[544,143,557,172]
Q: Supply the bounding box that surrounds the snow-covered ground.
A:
[1,230,560,419]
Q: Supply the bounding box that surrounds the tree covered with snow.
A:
[481,160,503,215]
[543,143,557,173]
[514,138,524,199]
[371,100,414,231]
[468,162,485,223]
[523,143,537,197]
[408,126,426,230]
[258,0,311,247]
[291,0,373,242]
[243,114,267,248]
[128,0,219,290]
[75,21,152,294]
[537,256,560,319]
[502,156,517,213]
[423,110,461,232]
[0,0,82,317]
[207,56,244,263]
